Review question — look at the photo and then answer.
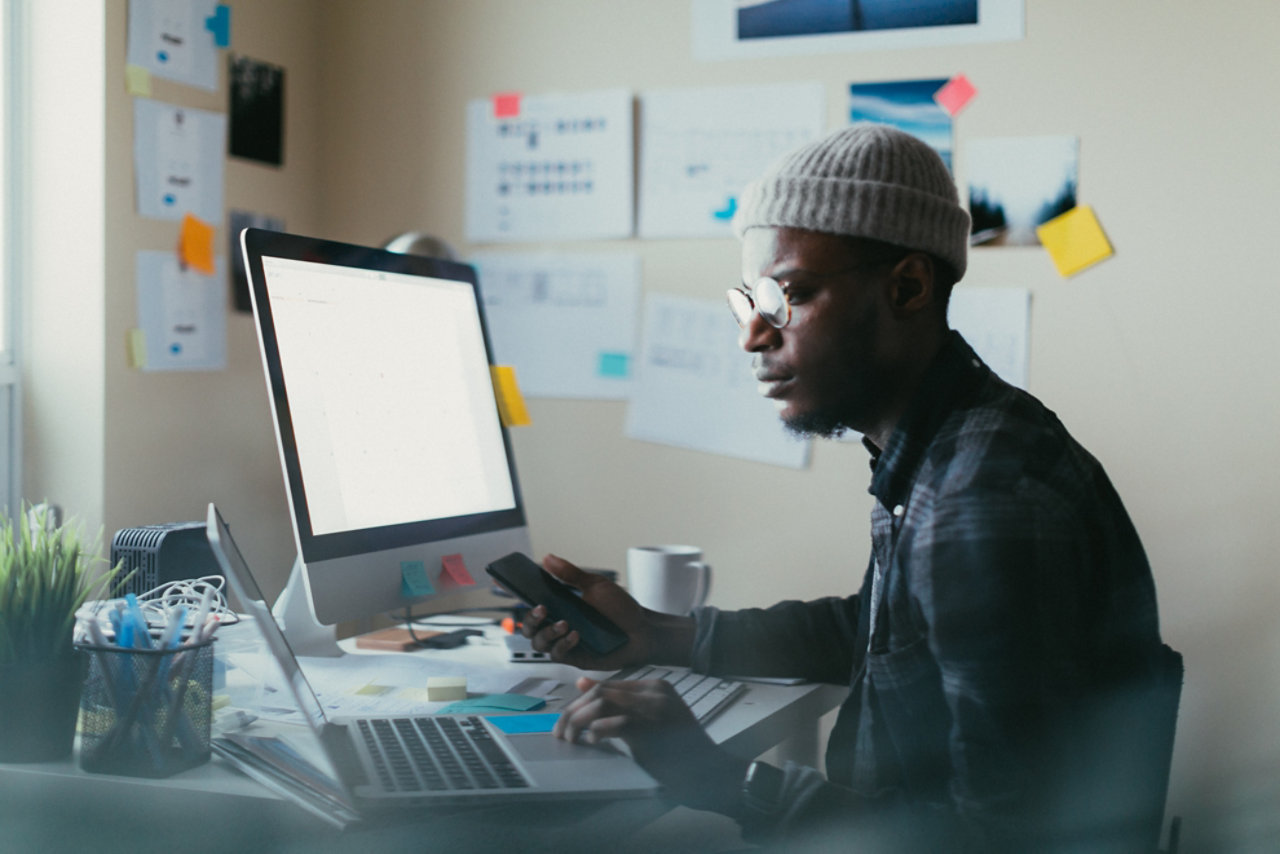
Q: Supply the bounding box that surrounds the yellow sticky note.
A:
[178,213,217,275]
[490,365,531,427]
[126,328,147,369]
[426,676,468,702]
[1035,205,1114,277]
[125,64,152,97]
[355,682,393,697]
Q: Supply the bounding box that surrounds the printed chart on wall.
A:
[471,252,642,399]
[625,294,811,468]
[638,82,825,238]
[133,98,226,222]
[465,89,633,242]
[126,0,222,91]
[135,250,227,372]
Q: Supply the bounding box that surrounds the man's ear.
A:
[887,252,936,317]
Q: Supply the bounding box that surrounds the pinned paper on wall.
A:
[471,252,641,399]
[135,250,227,371]
[133,98,226,222]
[948,286,1031,388]
[1036,205,1114,277]
[624,294,811,469]
[933,74,977,116]
[490,366,532,427]
[440,554,477,589]
[178,213,216,274]
[638,82,825,238]
[400,560,436,597]
[465,88,633,242]
[126,0,222,91]
[125,65,153,96]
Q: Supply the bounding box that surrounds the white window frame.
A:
[0,0,23,515]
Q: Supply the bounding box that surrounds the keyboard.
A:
[608,665,747,723]
[356,715,531,793]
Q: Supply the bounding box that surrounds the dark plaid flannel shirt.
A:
[691,332,1161,850]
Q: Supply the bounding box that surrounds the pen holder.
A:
[76,639,214,778]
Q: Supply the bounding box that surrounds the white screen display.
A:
[261,256,517,536]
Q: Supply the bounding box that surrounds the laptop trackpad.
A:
[509,734,624,762]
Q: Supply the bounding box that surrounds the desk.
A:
[0,622,846,854]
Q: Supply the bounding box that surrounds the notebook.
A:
[205,503,658,814]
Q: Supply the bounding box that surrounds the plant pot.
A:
[0,652,87,762]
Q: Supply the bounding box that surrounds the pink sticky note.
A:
[492,92,522,119]
[440,553,477,588]
[934,75,977,116]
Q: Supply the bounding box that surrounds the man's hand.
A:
[555,676,749,815]
[520,554,693,671]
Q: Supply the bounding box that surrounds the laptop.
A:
[204,503,659,814]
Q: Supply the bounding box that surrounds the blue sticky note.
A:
[486,713,561,735]
[598,352,629,378]
[712,196,738,221]
[400,560,435,597]
[438,694,547,714]
[205,5,232,48]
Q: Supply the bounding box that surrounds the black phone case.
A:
[485,552,628,656]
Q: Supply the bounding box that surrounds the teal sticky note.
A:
[438,694,547,714]
[400,560,435,597]
[486,713,561,735]
[205,5,232,47]
[598,352,630,378]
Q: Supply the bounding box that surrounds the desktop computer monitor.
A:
[240,228,531,626]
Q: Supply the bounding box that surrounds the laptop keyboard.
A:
[357,715,531,793]
[608,666,747,723]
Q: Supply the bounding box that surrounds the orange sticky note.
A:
[1035,205,1114,277]
[490,365,531,427]
[178,213,216,275]
[440,553,477,589]
[934,75,977,116]
[492,92,522,119]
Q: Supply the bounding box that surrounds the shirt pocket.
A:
[866,635,951,801]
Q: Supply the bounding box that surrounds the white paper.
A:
[625,294,811,469]
[127,0,220,91]
[948,286,1031,388]
[465,89,633,242]
[638,83,825,238]
[692,0,1024,61]
[471,252,642,399]
[135,250,227,371]
[133,98,227,222]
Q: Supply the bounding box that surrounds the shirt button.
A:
[892,505,905,518]
[971,358,981,368]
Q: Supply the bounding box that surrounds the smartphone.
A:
[485,552,628,656]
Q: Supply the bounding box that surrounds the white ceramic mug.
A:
[626,545,712,615]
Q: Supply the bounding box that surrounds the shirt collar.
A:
[866,331,989,508]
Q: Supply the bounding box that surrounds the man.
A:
[523,124,1169,851]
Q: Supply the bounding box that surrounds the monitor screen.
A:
[242,229,531,626]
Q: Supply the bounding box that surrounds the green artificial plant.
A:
[0,504,120,667]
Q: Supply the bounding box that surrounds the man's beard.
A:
[780,304,884,440]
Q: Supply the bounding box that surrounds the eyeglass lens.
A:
[727,277,789,328]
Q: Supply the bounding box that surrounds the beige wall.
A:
[23,0,1280,847]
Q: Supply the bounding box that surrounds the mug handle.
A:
[689,561,712,609]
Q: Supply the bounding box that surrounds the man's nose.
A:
[738,311,781,353]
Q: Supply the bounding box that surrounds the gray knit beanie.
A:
[732,123,970,280]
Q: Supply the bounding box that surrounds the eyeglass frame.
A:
[726,256,905,330]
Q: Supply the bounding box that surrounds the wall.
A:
[316,1,1280,848]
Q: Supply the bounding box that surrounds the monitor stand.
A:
[272,555,343,658]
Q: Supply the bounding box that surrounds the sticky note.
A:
[439,694,547,715]
[440,553,476,589]
[401,560,436,597]
[178,213,216,275]
[205,5,232,48]
[125,65,152,97]
[492,92,522,118]
[934,74,977,116]
[355,682,393,697]
[490,365,531,427]
[486,713,561,735]
[1035,205,1114,277]
[426,676,468,702]
[126,329,148,369]
[598,352,630,378]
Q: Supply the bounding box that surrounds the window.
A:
[0,0,21,515]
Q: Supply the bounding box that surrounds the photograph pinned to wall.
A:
[849,79,953,172]
[967,135,1078,247]
[693,0,1024,61]
[229,55,285,166]
[228,210,285,312]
